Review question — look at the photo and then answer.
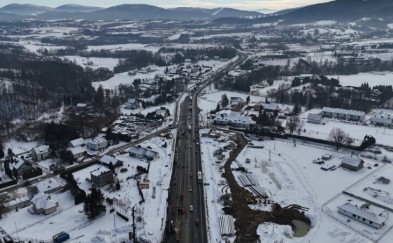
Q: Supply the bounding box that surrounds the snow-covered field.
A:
[86,43,161,53]
[200,129,384,243]
[328,72,393,87]
[299,109,393,147]
[63,56,120,71]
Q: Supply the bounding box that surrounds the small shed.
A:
[307,113,323,124]
[341,156,364,171]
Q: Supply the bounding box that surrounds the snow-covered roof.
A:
[69,138,85,147]
[370,113,393,125]
[89,136,107,144]
[307,113,322,121]
[31,192,58,210]
[33,145,49,155]
[214,112,253,125]
[100,155,118,165]
[263,103,280,111]
[338,203,386,225]
[127,98,137,104]
[128,146,146,156]
[12,159,25,170]
[322,107,365,117]
[35,178,65,193]
[341,156,363,167]
[145,150,157,158]
[68,146,85,156]
[90,166,111,177]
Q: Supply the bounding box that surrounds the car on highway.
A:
[189,187,192,192]
[189,205,193,212]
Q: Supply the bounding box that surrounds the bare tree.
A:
[286,116,300,134]
[328,128,353,151]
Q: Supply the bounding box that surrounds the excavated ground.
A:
[223,133,310,243]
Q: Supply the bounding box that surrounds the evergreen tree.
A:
[221,94,229,108]
[94,85,105,109]
[84,188,106,220]
[246,96,250,104]
[0,141,4,159]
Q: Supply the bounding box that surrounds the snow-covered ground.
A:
[328,72,393,87]
[86,43,161,53]
[63,56,120,71]
[299,109,393,147]
[200,127,386,243]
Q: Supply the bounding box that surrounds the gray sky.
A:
[0,0,331,11]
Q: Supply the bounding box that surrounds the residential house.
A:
[69,138,85,148]
[155,108,168,118]
[87,137,108,151]
[307,113,323,124]
[31,145,50,162]
[100,155,121,167]
[338,203,387,229]
[128,146,158,161]
[30,192,59,215]
[263,103,281,113]
[125,98,140,110]
[230,97,245,107]
[250,82,269,96]
[213,112,253,129]
[68,146,85,159]
[322,107,366,122]
[90,166,114,187]
[370,113,393,127]
[76,103,87,110]
[341,156,364,171]
[12,158,32,178]
[32,178,65,194]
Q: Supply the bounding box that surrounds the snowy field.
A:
[1,132,176,243]
[328,72,393,87]
[91,65,167,90]
[299,109,393,147]
[63,56,120,71]
[200,127,385,242]
[86,43,161,53]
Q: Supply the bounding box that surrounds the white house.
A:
[32,145,50,161]
[87,137,108,151]
[213,112,253,129]
[341,156,364,171]
[370,113,393,127]
[30,192,59,215]
[322,107,366,122]
[338,203,387,229]
[128,146,158,160]
[307,113,323,124]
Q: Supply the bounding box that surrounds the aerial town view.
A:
[1,0,393,242]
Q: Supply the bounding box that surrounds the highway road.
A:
[164,51,248,243]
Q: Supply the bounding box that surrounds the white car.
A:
[189,205,194,212]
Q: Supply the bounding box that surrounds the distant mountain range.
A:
[0,3,263,21]
[6,1,391,24]
[214,0,393,25]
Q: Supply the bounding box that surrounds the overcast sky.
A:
[0,0,330,11]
